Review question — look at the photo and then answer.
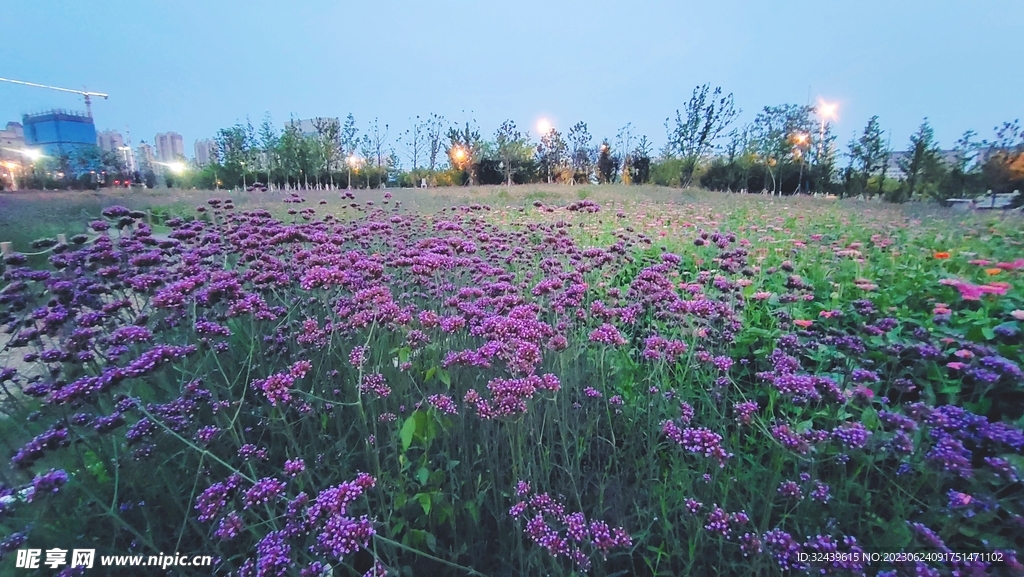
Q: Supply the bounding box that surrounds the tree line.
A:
[7,84,1023,205]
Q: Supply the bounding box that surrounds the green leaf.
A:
[399,347,411,364]
[416,466,430,486]
[939,380,962,395]
[425,531,438,552]
[425,366,437,381]
[416,493,431,516]
[400,415,417,451]
[83,450,110,484]
[860,407,880,430]
[439,369,452,387]
[958,525,979,538]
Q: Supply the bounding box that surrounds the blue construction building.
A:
[22,109,98,159]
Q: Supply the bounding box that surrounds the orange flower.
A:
[934,252,951,259]
[793,319,814,328]
[984,268,1002,276]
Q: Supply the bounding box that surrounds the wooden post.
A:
[57,234,67,244]
[0,242,11,255]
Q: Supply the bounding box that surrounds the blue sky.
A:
[2,0,1021,160]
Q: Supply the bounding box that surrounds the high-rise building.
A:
[194,139,216,166]
[155,132,185,162]
[136,142,156,171]
[0,122,26,162]
[97,129,125,152]
[22,110,97,158]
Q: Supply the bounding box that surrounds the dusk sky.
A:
[2,0,1021,160]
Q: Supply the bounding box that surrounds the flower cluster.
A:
[510,484,631,572]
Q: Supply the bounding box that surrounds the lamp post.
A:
[815,101,837,162]
[347,155,357,190]
[536,119,555,182]
[792,133,809,194]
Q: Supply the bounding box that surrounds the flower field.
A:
[1,187,1023,576]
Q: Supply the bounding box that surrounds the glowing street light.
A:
[155,161,186,174]
[817,100,838,121]
[536,118,553,136]
[346,154,361,189]
[19,148,43,162]
[814,99,839,165]
[451,146,468,170]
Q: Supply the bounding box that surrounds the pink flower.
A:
[1012,310,1024,321]
[946,362,966,370]
[996,259,1024,270]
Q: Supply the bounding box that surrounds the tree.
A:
[359,135,374,189]
[312,117,341,189]
[631,135,654,184]
[340,114,359,189]
[214,123,255,189]
[447,117,483,185]
[616,123,637,184]
[258,114,279,188]
[277,121,306,189]
[894,118,943,202]
[400,116,427,171]
[981,120,1024,196]
[597,139,618,183]
[537,128,567,183]
[424,113,447,173]
[749,105,815,194]
[665,84,739,186]
[567,122,594,184]
[848,116,889,198]
[363,118,390,188]
[494,120,531,186]
[933,130,979,201]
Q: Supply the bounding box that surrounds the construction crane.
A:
[0,77,108,118]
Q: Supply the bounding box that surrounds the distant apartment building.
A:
[0,121,26,162]
[22,109,97,158]
[285,117,339,136]
[97,129,125,152]
[136,142,156,172]
[882,149,966,181]
[194,139,216,166]
[155,132,185,162]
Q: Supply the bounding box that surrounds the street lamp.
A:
[19,148,43,162]
[346,154,359,189]
[536,118,552,136]
[452,146,467,168]
[792,133,810,194]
